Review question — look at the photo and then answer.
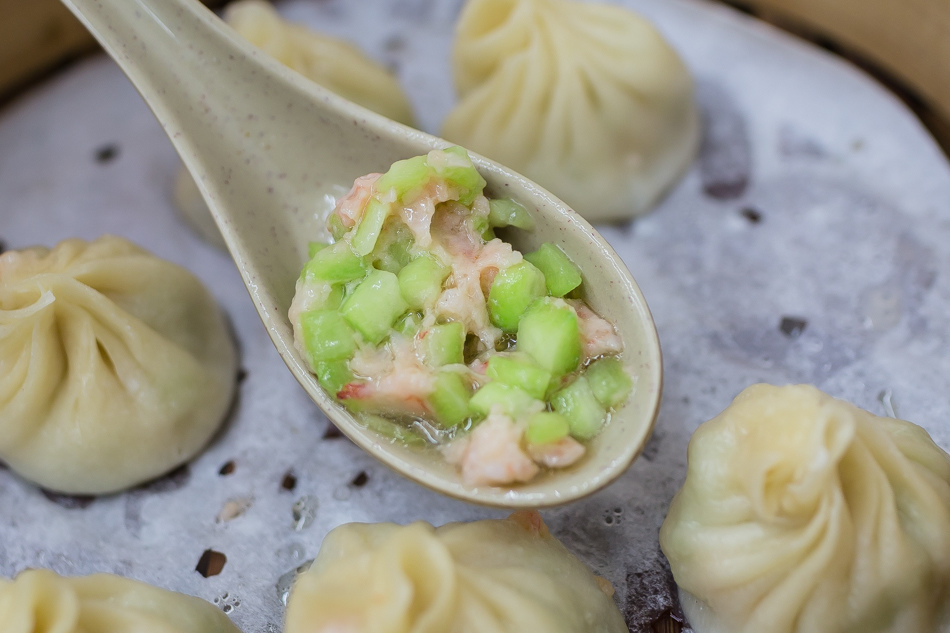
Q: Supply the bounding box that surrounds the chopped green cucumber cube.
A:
[586,357,633,409]
[394,311,422,337]
[322,284,345,311]
[486,356,552,400]
[301,241,366,284]
[469,382,540,418]
[428,372,472,427]
[327,214,347,241]
[516,298,581,376]
[424,322,465,366]
[398,255,449,309]
[340,269,407,344]
[314,359,353,395]
[429,146,486,206]
[374,155,431,202]
[488,198,535,231]
[361,414,429,447]
[351,198,390,256]
[300,310,356,363]
[524,243,582,297]
[488,261,547,331]
[525,412,571,445]
[308,241,329,258]
[552,376,607,440]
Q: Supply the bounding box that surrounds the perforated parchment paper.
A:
[1,0,949,631]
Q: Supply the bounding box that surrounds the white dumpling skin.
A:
[442,0,699,221]
[225,0,414,127]
[0,236,238,494]
[285,511,628,633]
[659,384,950,633]
[0,569,242,633]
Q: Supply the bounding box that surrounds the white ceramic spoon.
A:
[61,0,662,508]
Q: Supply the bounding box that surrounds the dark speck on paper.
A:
[94,143,119,164]
[195,549,227,577]
[281,470,298,491]
[740,207,762,223]
[779,316,807,338]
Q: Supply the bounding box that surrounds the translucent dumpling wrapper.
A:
[659,384,950,633]
[0,236,238,494]
[285,511,628,633]
[174,0,416,248]
[0,569,242,633]
[442,0,700,222]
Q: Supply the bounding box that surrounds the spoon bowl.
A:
[61,0,662,507]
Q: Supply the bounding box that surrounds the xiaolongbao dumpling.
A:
[175,0,417,248]
[286,511,628,633]
[442,0,699,222]
[225,0,414,126]
[0,569,241,633]
[659,384,950,633]
[0,236,238,494]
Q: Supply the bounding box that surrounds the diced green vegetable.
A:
[314,359,353,395]
[361,414,430,447]
[327,214,348,241]
[429,146,486,206]
[525,412,571,445]
[428,372,472,427]
[322,284,345,311]
[488,261,547,331]
[373,155,431,203]
[308,241,329,258]
[488,198,535,231]
[301,241,365,284]
[486,356,552,400]
[517,298,581,376]
[585,357,633,409]
[351,198,390,256]
[524,243,582,297]
[424,322,465,367]
[552,376,607,440]
[341,270,408,344]
[300,310,356,363]
[394,311,422,337]
[398,254,449,309]
[471,211,493,241]
[469,382,540,418]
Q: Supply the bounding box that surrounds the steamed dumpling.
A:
[442,0,699,222]
[225,0,414,126]
[0,569,241,633]
[659,384,950,633]
[174,0,416,248]
[286,511,628,633]
[0,236,238,494]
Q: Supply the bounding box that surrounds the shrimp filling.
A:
[290,148,633,486]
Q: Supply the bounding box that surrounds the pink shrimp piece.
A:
[527,436,586,469]
[395,179,455,248]
[445,413,539,487]
[569,299,623,360]
[340,339,434,417]
[330,173,381,229]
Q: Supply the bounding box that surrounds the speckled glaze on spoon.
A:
[61,0,661,508]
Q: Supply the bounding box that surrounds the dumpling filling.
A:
[290,147,633,486]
